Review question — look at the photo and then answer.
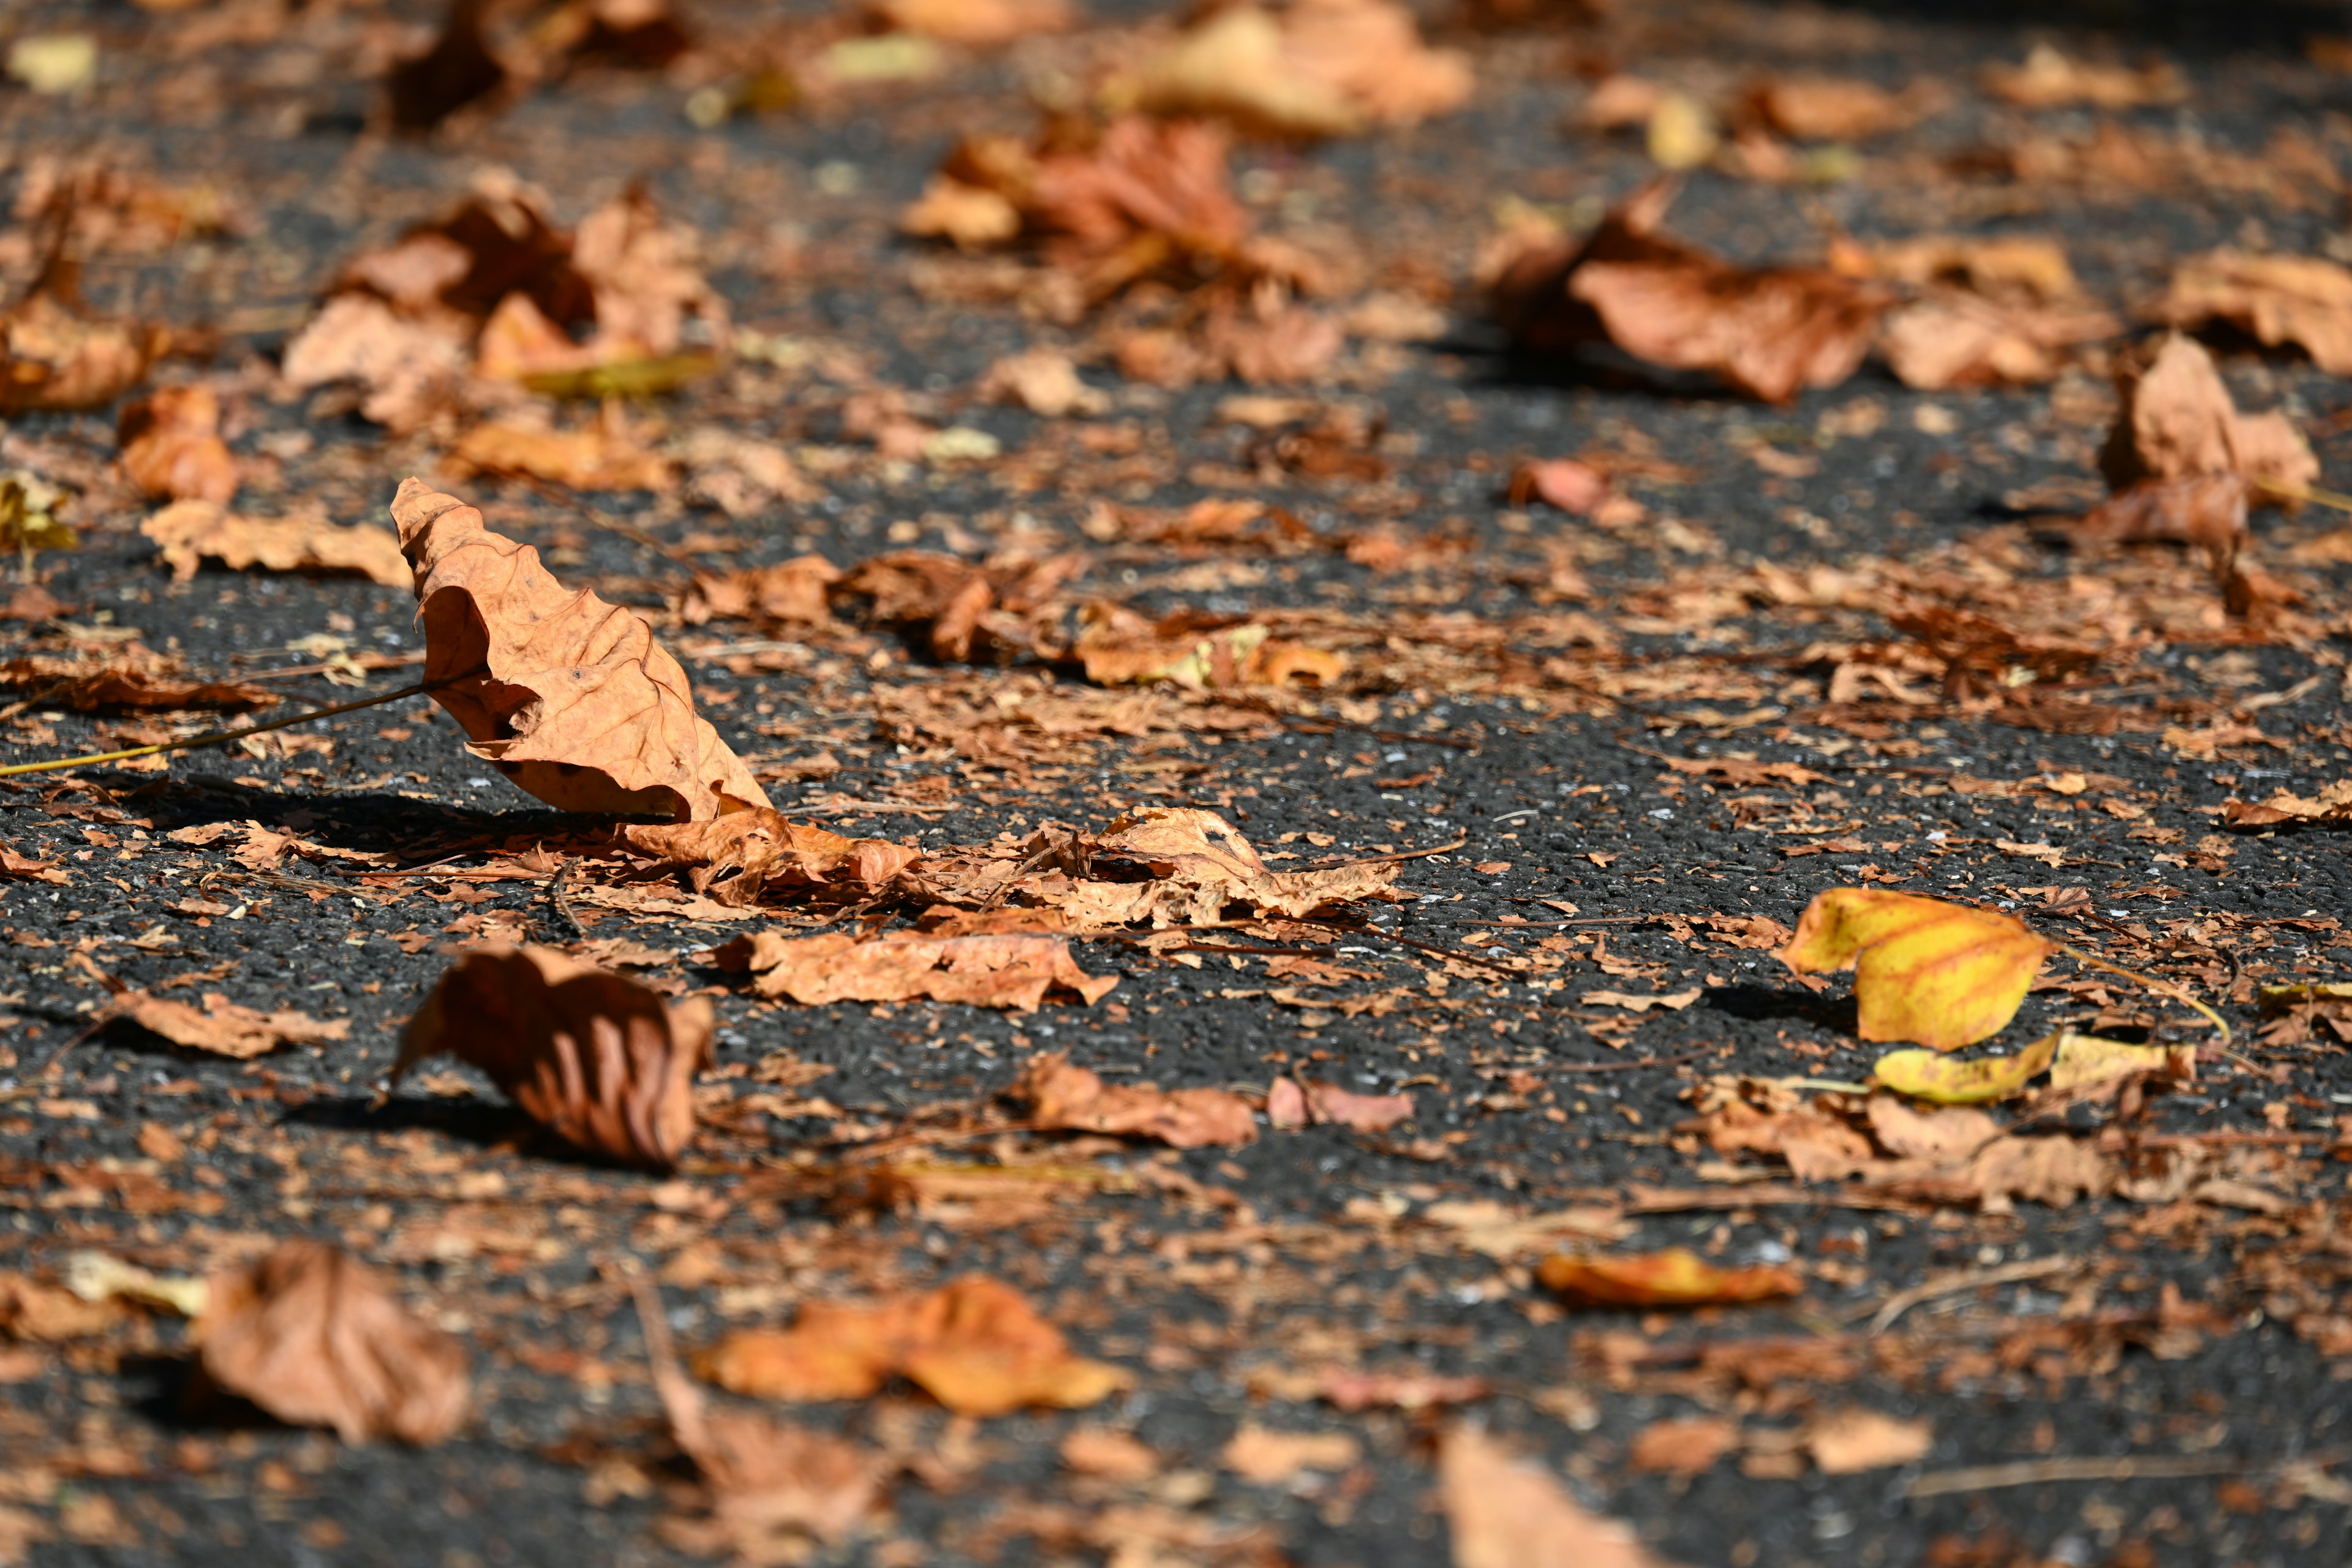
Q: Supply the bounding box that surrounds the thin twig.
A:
[1904,1454,2251,1501]
[1858,1254,2074,1334]
[2057,941,2233,1047]
[0,680,432,779]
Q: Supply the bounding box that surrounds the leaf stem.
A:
[2056,941,2233,1048]
[0,680,431,779]
[2251,477,2352,515]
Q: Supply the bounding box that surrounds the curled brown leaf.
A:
[393,943,713,1170]
[1015,1051,1256,1148]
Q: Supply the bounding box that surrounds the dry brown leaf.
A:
[117,385,236,504]
[1075,609,1345,690]
[1221,1424,1360,1484]
[1743,75,1939,141]
[978,347,1110,417]
[710,930,1117,1011]
[143,501,411,588]
[1803,1409,1932,1474]
[620,811,921,907]
[868,0,1074,47]
[1016,1052,1256,1148]
[1981,45,2185,109]
[0,283,164,413]
[1265,1074,1414,1131]
[447,413,674,492]
[832,549,1084,664]
[393,478,767,819]
[2099,331,2317,495]
[0,845,69,885]
[111,992,349,1059]
[393,943,713,1171]
[683,554,840,629]
[2157,248,2352,375]
[2223,778,2352,829]
[1858,233,2079,299]
[197,1240,469,1445]
[0,1274,125,1342]
[1441,1425,1676,1568]
[906,116,1255,301]
[1879,292,2119,390]
[1628,1416,1741,1477]
[1492,181,1883,403]
[1132,0,1472,140]
[0,646,280,714]
[636,1282,884,1555]
[1539,1248,1803,1307]
[696,1275,1128,1416]
[2076,475,2266,613]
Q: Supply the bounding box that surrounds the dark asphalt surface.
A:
[2,1,2351,1566]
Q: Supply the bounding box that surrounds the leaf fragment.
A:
[1441,1425,1677,1568]
[393,943,713,1171]
[197,1240,469,1444]
[143,501,411,588]
[1537,1248,1803,1308]
[1782,887,2054,1050]
[709,931,1117,1012]
[1872,1031,2060,1104]
[111,992,350,1059]
[117,385,236,504]
[696,1275,1128,1416]
[1016,1052,1257,1148]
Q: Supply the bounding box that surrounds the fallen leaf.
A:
[1803,1408,1932,1474]
[0,1274,125,1341]
[1872,1031,2060,1104]
[636,1281,883,1553]
[391,478,769,820]
[197,1240,469,1444]
[697,1275,1128,1416]
[684,554,841,629]
[1061,1426,1161,1482]
[2158,249,2352,375]
[711,932,1117,1011]
[117,385,236,503]
[1879,291,2119,390]
[1581,988,1702,1012]
[1491,180,1884,403]
[1860,233,2080,299]
[1628,1415,1741,1477]
[1076,612,1345,691]
[2099,331,2316,496]
[1441,1425,1675,1568]
[0,647,279,714]
[387,0,511,130]
[2075,475,2267,614]
[1745,75,1939,141]
[978,347,1109,418]
[0,282,164,412]
[2225,780,2352,828]
[393,943,714,1170]
[0,846,69,885]
[1643,91,1718,170]
[1221,1424,1360,1485]
[112,992,349,1059]
[2046,1033,2195,1094]
[1132,0,1471,139]
[1981,44,2185,109]
[447,413,674,492]
[1781,888,2055,1050]
[143,501,411,588]
[1265,1074,1414,1132]
[1538,1248,1803,1307]
[867,0,1074,46]
[621,811,921,907]
[63,1251,208,1317]
[1507,457,1610,514]
[1016,1052,1254,1147]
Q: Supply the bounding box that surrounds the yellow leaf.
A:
[1781,888,2054,1051]
[1646,92,1720,170]
[2047,1033,2195,1093]
[1872,1030,2060,1104]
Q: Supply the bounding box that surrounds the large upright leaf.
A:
[391,478,768,820]
[1782,888,2052,1051]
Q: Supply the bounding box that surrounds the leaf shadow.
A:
[1701,982,1859,1035]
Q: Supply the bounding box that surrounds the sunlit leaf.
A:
[1871,1030,2060,1104]
[1537,1248,1802,1308]
[2046,1033,2195,1093]
[1782,887,2054,1050]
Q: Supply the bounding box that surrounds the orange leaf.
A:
[1781,887,2054,1050]
[117,385,236,504]
[393,944,712,1171]
[1537,1248,1803,1308]
[709,931,1117,1012]
[697,1276,1126,1417]
[1016,1052,1256,1148]
[390,478,769,820]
